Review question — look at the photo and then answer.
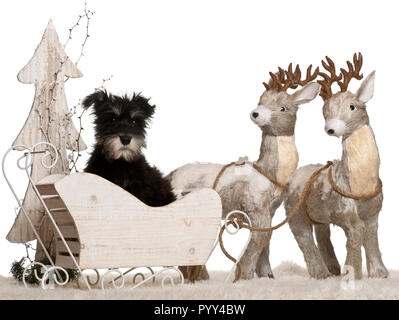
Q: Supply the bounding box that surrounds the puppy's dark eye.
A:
[350,105,356,111]
[112,117,117,122]
[280,106,286,112]
[130,118,137,125]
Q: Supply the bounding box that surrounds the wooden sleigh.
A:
[33,172,222,288]
[36,173,222,271]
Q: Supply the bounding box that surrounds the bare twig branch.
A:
[68,106,86,172]
[64,1,95,83]
[63,14,84,49]
[96,75,114,91]
[68,75,113,172]
[75,1,95,66]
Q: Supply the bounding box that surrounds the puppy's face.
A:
[82,90,155,162]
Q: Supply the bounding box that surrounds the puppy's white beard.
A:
[103,136,146,162]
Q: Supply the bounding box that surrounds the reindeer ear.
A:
[356,71,375,104]
[290,82,321,105]
[82,90,108,109]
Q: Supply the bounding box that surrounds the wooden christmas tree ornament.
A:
[7,20,87,260]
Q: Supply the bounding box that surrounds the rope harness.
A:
[212,160,288,190]
[211,159,383,283]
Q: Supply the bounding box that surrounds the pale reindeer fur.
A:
[284,71,388,280]
[168,82,320,280]
[345,125,379,194]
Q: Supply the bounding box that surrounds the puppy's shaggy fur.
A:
[82,90,175,207]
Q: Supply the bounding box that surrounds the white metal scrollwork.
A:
[223,210,253,282]
[3,143,91,290]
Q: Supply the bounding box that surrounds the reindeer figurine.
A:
[168,64,321,280]
[284,53,388,280]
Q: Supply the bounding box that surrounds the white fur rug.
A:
[1,262,398,300]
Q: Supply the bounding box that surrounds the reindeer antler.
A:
[318,53,364,100]
[263,63,319,92]
[263,67,289,91]
[294,64,319,87]
[317,56,343,101]
[338,52,363,92]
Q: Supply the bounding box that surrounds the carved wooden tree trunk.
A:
[6,20,87,261]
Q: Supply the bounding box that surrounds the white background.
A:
[0,0,398,277]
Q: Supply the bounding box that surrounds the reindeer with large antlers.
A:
[284,53,388,279]
[168,63,320,280]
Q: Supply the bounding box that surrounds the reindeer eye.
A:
[350,105,356,111]
[280,106,286,112]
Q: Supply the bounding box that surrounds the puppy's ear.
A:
[133,93,156,118]
[145,101,156,118]
[82,90,108,109]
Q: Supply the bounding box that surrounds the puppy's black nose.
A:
[327,129,335,135]
[120,135,132,145]
[252,112,259,119]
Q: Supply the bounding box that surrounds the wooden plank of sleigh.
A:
[36,173,222,270]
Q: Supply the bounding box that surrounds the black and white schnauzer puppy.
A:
[82,90,176,207]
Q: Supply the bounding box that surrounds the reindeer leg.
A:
[191,265,210,280]
[238,210,271,280]
[363,214,388,278]
[342,216,365,280]
[200,265,210,280]
[287,204,331,279]
[180,265,210,281]
[255,232,274,279]
[178,266,188,279]
[315,224,341,276]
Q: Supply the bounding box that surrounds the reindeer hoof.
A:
[369,267,389,279]
[256,267,274,279]
[256,272,275,279]
[309,265,331,279]
[240,269,256,280]
[328,264,341,276]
